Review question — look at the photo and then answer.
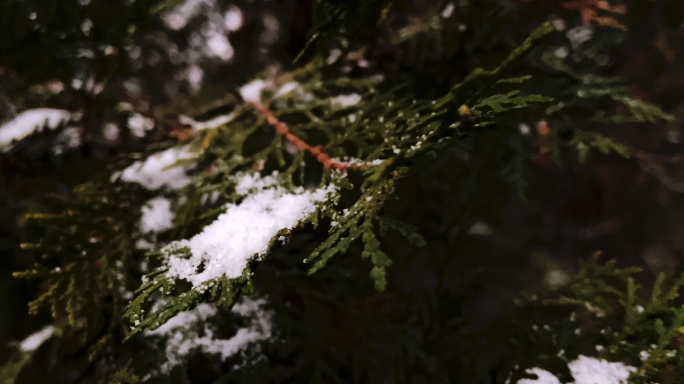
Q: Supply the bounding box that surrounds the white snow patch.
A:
[103,123,120,141]
[52,126,82,155]
[569,355,635,384]
[567,26,593,48]
[224,6,243,31]
[146,298,272,373]
[326,49,342,64]
[0,109,71,150]
[162,0,213,30]
[239,79,270,102]
[128,113,155,138]
[233,172,280,195]
[179,111,236,132]
[331,157,385,167]
[20,326,56,352]
[331,94,362,109]
[141,197,175,233]
[555,47,569,59]
[136,239,155,250]
[165,173,336,286]
[517,355,636,384]
[206,33,234,61]
[517,368,561,384]
[441,2,455,18]
[553,19,566,31]
[275,82,299,98]
[468,222,492,236]
[121,146,195,190]
[187,65,204,93]
[519,123,531,135]
[146,303,217,337]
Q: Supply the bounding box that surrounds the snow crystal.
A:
[165,173,335,286]
[0,109,71,150]
[146,298,272,373]
[128,113,155,138]
[517,356,635,384]
[20,326,56,352]
[331,94,362,109]
[239,79,270,102]
[517,368,561,384]
[141,197,175,233]
[121,146,195,190]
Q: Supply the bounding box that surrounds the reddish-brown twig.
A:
[249,101,349,171]
[518,0,627,30]
[562,0,627,30]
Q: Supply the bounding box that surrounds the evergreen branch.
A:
[124,280,207,341]
[250,100,349,170]
[445,21,556,107]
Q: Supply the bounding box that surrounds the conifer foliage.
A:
[2,0,684,383]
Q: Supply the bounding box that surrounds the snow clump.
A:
[0,109,71,150]
[165,172,336,286]
[121,146,196,190]
[19,326,56,352]
[145,298,272,374]
[518,355,636,384]
[140,197,175,233]
[330,94,362,109]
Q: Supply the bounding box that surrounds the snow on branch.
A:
[518,355,636,384]
[164,172,337,286]
[19,325,57,352]
[140,197,175,233]
[0,109,72,151]
[145,298,272,375]
[121,146,196,190]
